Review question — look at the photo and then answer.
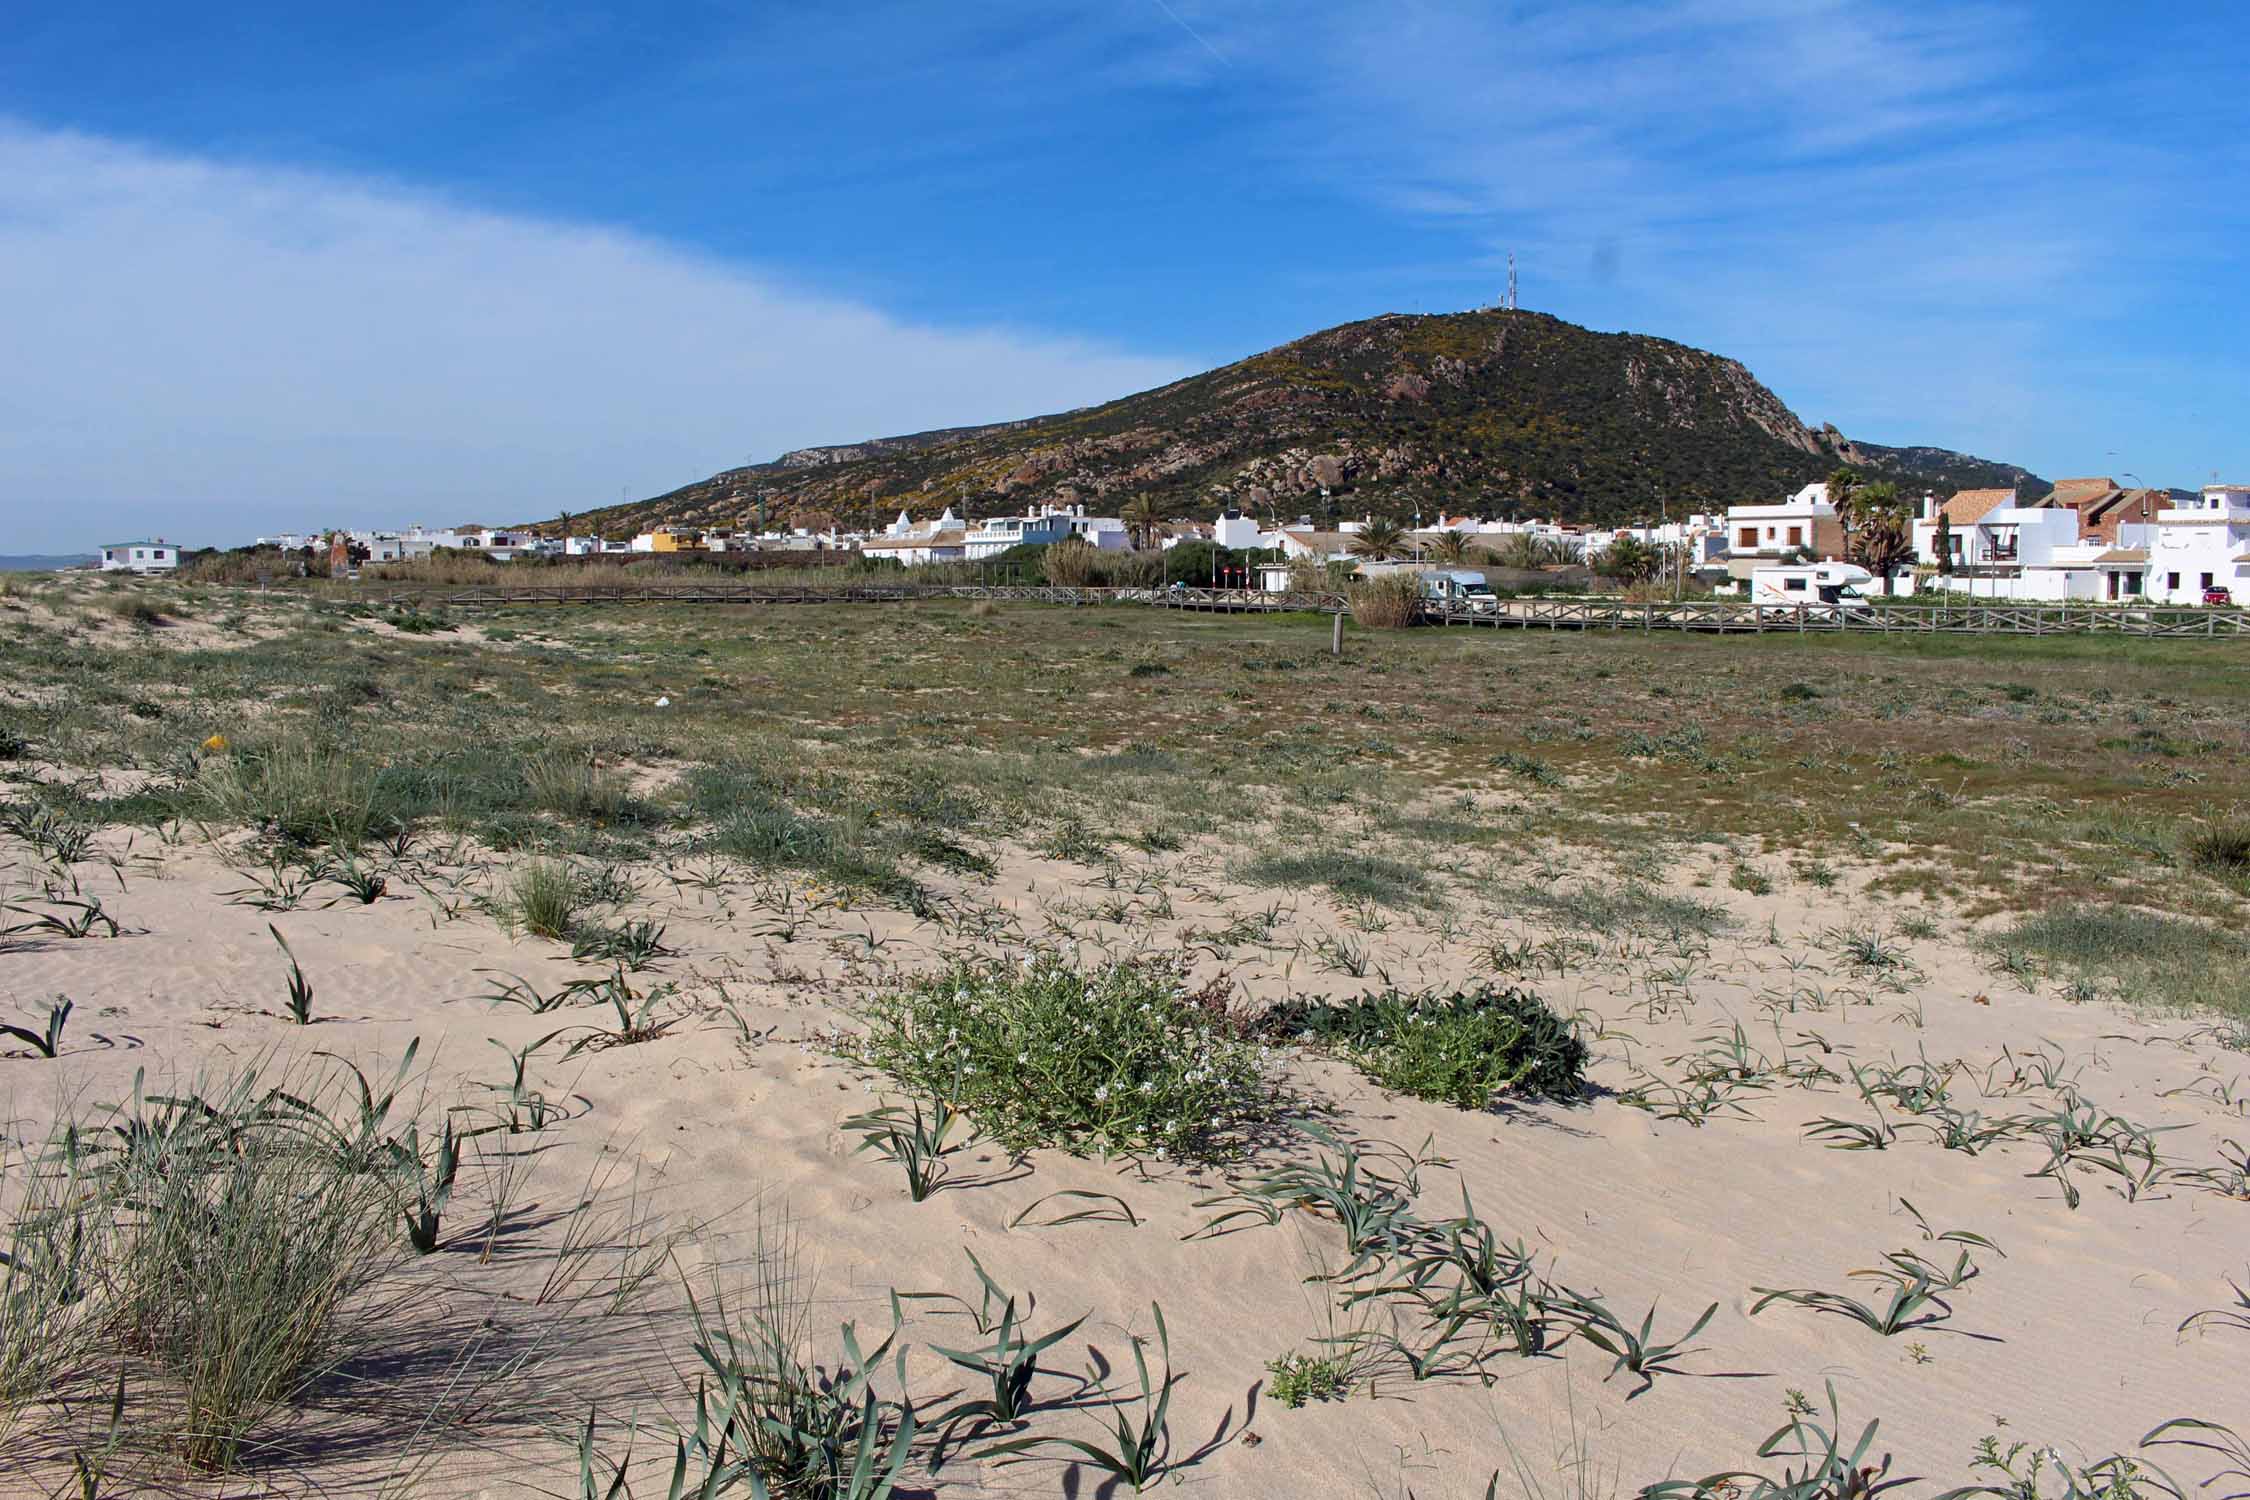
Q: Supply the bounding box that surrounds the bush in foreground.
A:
[1346,573,1420,629]
[2183,819,2250,880]
[853,956,1274,1160]
[1268,985,1588,1109]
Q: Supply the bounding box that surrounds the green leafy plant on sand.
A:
[1265,985,1588,1109]
[684,1214,919,1499]
[1264,1350,1351,1408]
[1752,1217,2001,1338]
[6,895,121,939]
[1543,1287,1717,1399]
[843,1094,976,1202]
[1190,1124,1437,1280]
[917,1253,1087,1430]
[976,1302,1181,1493]
[851,955,1272,1160]
[269,924,315,1023]
[0,996,72,1058]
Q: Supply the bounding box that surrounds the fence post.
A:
[1332,611,1343,656]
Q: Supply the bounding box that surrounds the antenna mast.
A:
[1506,251,1517,313]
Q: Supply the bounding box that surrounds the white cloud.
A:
[0,123,1189,551]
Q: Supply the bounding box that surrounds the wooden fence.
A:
[353,580,2250,639]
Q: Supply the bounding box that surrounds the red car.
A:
[2204,586,2234,607]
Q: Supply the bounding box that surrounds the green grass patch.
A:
[1997,905,2250,1018]
[1500,879,1732,939]
[1239,849,1433,908]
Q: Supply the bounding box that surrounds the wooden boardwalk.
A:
[356,581,2250,640]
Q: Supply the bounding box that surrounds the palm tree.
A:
[1349,518,1407,561]
[1120,494,1162,551]
[1425,529,1473,565]
[1600,534,1658,584]
[1841,480,1914,594]
[1825,466,1862,513]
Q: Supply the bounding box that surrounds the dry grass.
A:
[1347,573,1421,628]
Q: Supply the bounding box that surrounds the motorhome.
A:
[1749,562,1876,616]
[1417,569,1498,613]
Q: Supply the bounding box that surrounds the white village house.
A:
[1912,484,2250,604]
[99,540,179,574]
[2145,484,2250,605]
[1722,484,1844,580]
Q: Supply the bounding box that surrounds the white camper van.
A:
[1749,562,1876,617]
[1417,569,1498,613]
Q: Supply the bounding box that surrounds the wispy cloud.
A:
[1186,0,2248,478]
[0,123,1188,550]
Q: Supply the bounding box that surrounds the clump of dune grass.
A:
[1346,573,1420,629]
[104,594,166,629]
[1239,847,1432,907]
[2182,819,2250,881]
[107,1106,399,1468]
[0,1135,105,1433]
[507,859,579,940]
[192,735,381,847]
[853,955,1274,1160]
[522,749,639,823]
[2,1059,418,1472]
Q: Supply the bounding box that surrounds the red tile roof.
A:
[1943,489,2015,525]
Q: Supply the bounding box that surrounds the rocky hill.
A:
[534,310,2042,537]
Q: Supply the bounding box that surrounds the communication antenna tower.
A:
[1506,251,1517,313]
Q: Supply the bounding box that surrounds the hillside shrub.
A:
[853,956,1274,1159]
[1267,985,1588,1108]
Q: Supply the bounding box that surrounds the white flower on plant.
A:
[1094,1085,1110,1103]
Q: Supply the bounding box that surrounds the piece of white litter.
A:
[654,696,671,707]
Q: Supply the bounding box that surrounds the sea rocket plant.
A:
[855,954,1272,1160]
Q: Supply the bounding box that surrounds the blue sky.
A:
[2,1,2244,552]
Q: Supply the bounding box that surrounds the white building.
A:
[1913,486,2249,605]
[1914,500,2143,602]
[1215,510,1269,550]
[2144,484,2250,605]
[1272,527,1356,564]
[1722,484,1844,580]
[99,539,179,574]
[861,530,966,567]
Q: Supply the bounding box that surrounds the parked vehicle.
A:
[2204,585,2234,607]
[1417,569,1498,613]
[1749,562,1878,617]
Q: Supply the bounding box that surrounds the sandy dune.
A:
[3,830,2246,1499]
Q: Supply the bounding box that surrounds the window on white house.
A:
[2202,573,2215,590]
[2168,573,2181,590]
